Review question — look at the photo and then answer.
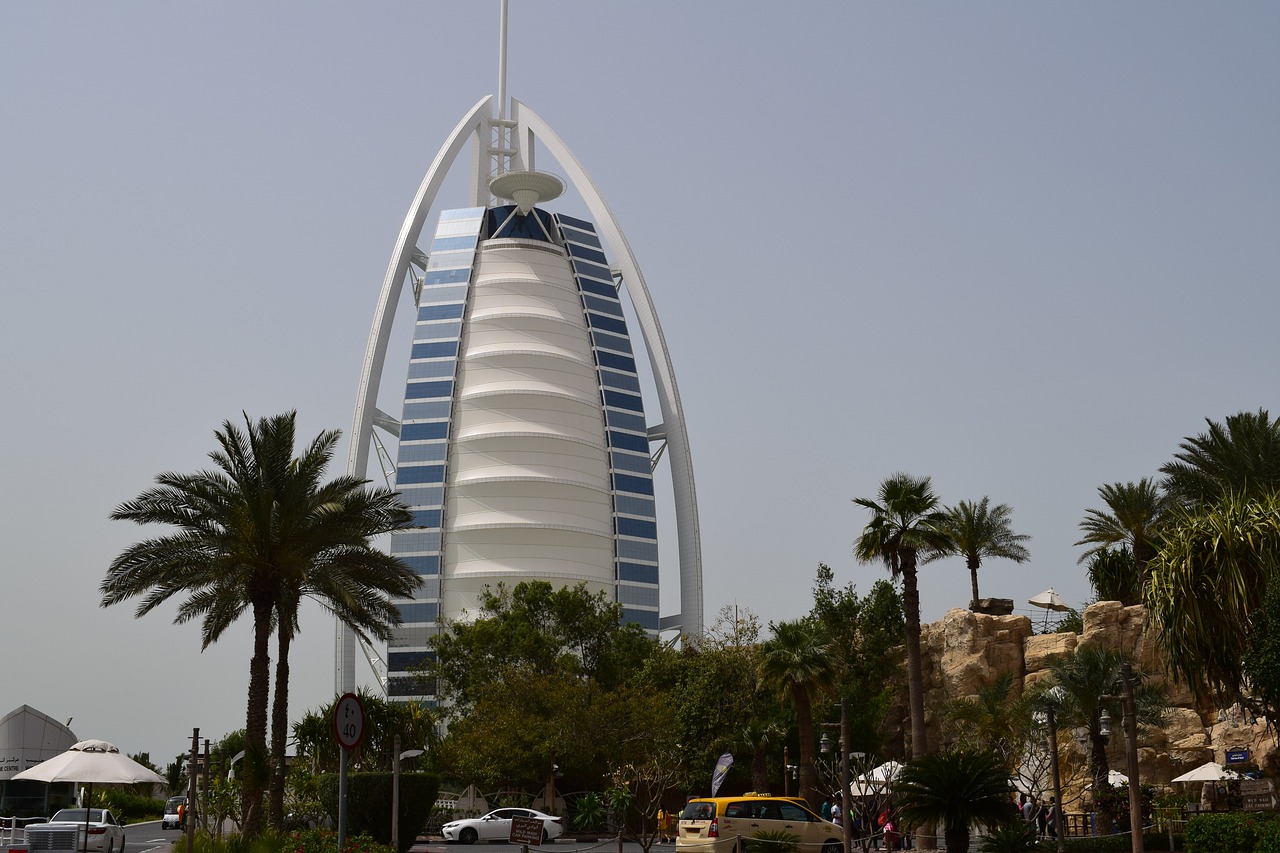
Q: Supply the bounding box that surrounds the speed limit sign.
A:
[333,692,366,751]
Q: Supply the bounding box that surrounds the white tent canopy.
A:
[1171,762,1239,783]
[850,761,902,797]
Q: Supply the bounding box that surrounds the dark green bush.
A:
[99,790,164,822]
[316,772,439,853]
[1184,812,1280,853]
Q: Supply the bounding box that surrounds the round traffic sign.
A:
[333,692,366,751]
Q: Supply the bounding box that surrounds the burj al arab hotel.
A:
[336,3,703,699]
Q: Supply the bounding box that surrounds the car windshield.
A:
[51,810,103,823]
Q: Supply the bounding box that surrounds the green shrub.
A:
[745,830,800,853]
[191,829,292,853]
[1185,812,1280,853]
[290,828,395,853]
[99,790,164,822]
[980,821,1036,852]
[316,772,439,853]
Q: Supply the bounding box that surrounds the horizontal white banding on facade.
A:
[453,430,606,451]
[449,473,611,493]
[479,238,564,256]
[461,347,593,367]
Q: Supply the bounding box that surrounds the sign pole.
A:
[338,747,349,849]
[333,693,367,851]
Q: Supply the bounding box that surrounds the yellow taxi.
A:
[675,794,843,853]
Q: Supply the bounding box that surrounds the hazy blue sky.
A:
[2,2,1276,763]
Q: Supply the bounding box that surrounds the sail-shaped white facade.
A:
[336,9,702,697]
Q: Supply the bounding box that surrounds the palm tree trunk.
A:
[793,688,818,810]
[751,743,769,793]
[268,623,292,831]
[900,560,929,758]
[242,598,273,838]
[968,554,981,605]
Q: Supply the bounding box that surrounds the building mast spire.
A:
[497,0,508,123]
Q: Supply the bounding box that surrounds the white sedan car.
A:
[442,807,563,844]
[25,808,126,853]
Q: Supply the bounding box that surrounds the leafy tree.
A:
[1243,580,1280,719]
[428,581,655,715]
[1086,547,1140,605]
[1075,479,1170,586]
[893,748,1015,853]
[1146,490,1280,699]
[853,473,953,760]
[935,672,1033,771]
[759,619,835,809]
[1161,409,1280,507]
[294,691,438,774]
[101,411,414,836]
[931,498,1031,605]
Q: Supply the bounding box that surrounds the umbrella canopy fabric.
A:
[1171,762,1239,783]
[850,761,902,797]
[12,739,165,785]
[1028,588,1070,612]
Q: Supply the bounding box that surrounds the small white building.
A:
[0,705,77,816]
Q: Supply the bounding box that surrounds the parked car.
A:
[161,796,187,830]
[676,795,842,853]
[441,807,563,844]
[24,808,126,853]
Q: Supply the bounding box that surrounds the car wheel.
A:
[106,840,114,853]
[824,843,841,853]
[542,829,550,844]
[460,828,478,845]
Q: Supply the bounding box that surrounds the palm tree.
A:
[1161,409,1280,506]
[853,473,952,759]
[936,672,1033,771]
[1075,479,1170,587]
[758,620,836,809]
[101,411,414,837]
[1146,490,1280,696]
[1040,646,1166,829]
[933,498,1031,606]
[1086,547,1140,606]
[893,749,1015,853]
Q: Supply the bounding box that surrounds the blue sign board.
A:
[1226,748,1250,764]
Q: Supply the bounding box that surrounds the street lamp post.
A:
[819,700,853,853]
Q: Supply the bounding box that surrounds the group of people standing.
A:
[1017,793,1059,839]
[821,798,904,850]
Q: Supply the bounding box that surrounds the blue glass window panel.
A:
[556,213,593,231]
[392,530,442,553]
[573,260,614,281]
[409,509,442,528]
[405,380,453,400]
[397,555,440,575]
[402,422,450,441]
[605,409,647,432]
[622,608,660,630]
[424,268,471,285]
[584,294,623,316]
[617,517,658,539]
[415,320,462,341]
[611,451,651,474]
[615,494,656,518]
[387,677,433,698]
[614,473,655,496]
[396,464,446,485]
[609,429,650,453]
[592,330,634,353]
[431,235,478,252]
[396,485,443,507]
[426,250,475,270]
[403,401,453,420]
[618,538,659,562]
[589,312,628,335]
[604,389,644,412]
[411,341,458,360]
[579,277,618,299]
[419,284,469,302]
[405,380,454,400]
[408,361,456,381]
[601,370,641,393]
[418,304,465,321]
[618,562,659,584]
[567,243,608,265]
[619,585,659,607]
[596,350,637,373]
[398,442,447,464]
[388,649,435,670]
[560,227,602,248]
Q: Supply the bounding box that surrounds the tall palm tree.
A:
[853,473,952,759]
[1161,409,1280,507]
[1041,646,1166,829]
[758,620,836,809]
[1086,547,1140,606]
[101,411,414,837]
[932,498,1031,605]
[893,749,1015,853]
[1075,479,1171,586]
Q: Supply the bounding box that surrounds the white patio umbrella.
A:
[850,761,902,797]
[1171,762,1239,783]
[13,739,165,852]
[1028,588,1071,630]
